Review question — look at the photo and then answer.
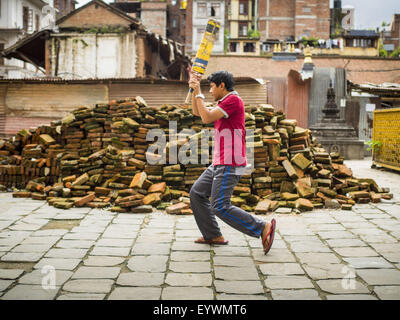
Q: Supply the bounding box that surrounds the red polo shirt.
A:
[213,91,247,167]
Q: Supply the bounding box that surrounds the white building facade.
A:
[192,0,225,54]
[0,0,55,78]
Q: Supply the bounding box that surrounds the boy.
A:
[188,71,276,254]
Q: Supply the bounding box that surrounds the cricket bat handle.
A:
[185,88,194,105]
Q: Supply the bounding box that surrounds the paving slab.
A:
[12,244,54,253]
[0,280,13,291]
[360,234,398,244]
[212,246,251,256]
[0,269,25,280]
[169,261,211,273]
[1,252,45,262]
[216,294,267,300]
[161,287,213,300]
[213,256,253,267]
[71,266,120,279]
[63,279,114,293]
[57,293,106,300]
[214,266,260,281]
[316,279,370,294]
[108,287,162,300]
[380,252,400,263]
[259,263,305,276]
[56,240,95,249]
[271,289,321,300]
[90,247,130,257]
[303,263,351,280]
[214,280,264,294]
[96,238,134,248]
[171,241,210,251]
[317,231,357,240]
[373,286,400,300]
[131,243,170,255]
[295,252,341,264]
[116,272,164,287]
[253,249,297,263]
[34,258,81,271]
[63,233,100,240]
[165,273,212,287]
[83,256,125,267]
[45,248,88,259]
[343,257,395,269]
[333,247,379,257]
[326,239,368,248]
[1,284,60,300]
[127,256,168,273]
[357,269,400,285]
[264,276,314,290]
[18,270,73,286]
[326,294,377,300]
[170,251,210,262]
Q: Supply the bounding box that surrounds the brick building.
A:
[258,0,330,46]
[113,1,186,44]
[54,0,77,17]
[382,14,400,54]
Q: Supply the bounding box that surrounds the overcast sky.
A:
[75,0,400,29]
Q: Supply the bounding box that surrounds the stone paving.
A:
[0,159,399,300]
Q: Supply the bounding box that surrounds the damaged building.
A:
[1,0,190,80]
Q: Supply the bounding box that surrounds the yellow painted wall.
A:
[311,47,379,57]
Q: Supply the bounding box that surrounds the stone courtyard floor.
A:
[0,158,400,300]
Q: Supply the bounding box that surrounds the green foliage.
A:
[365,140,382,152]
[84,25,127,34]
[390,46,400,58]
[378,39,388,57]
[247,29,260,39]
[301,36,319,47]
[224,29,229,53]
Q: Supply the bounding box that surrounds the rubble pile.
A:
[0,96,392,214]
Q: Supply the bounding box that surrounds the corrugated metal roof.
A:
[344,30,379,38]
[0,77,262,85]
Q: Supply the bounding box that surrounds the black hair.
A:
[207,71,235,91]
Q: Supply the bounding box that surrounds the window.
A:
[210,3,220,17]
[28,9,33,33]
[23,7,29,31]
[36,14,39,31]
[229,42,238,52]
[303,7,311,13]
[239,22,248,37]
[244,42,255,52]
[0,43,4,66]
[197,2,207,17]
[196,28,205,44]
[239,0,248,15]
[172,18,177,28]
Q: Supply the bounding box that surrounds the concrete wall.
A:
[50,33,137,79]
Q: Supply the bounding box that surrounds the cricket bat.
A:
[185,19,220,104]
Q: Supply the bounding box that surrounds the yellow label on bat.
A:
[192,19,220,75]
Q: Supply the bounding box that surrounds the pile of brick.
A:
[0,96,392,215]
